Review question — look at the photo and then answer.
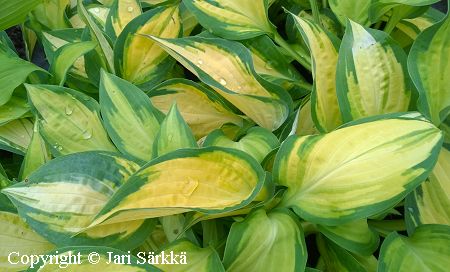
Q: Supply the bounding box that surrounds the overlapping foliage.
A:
[0,0,449,271]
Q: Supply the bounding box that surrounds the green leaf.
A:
[148,79,243,139]
[378,224,450,272]
[2,152,154,250]
[336,20,411,122]
[90,147,265,226]
[50,41,97,85]
[290,13,342,132]
[19,119,50,179]
[0,96,31,126]
[318,219,379,256]
[31,0,71,30]
[405,147,450,233]
[0,119,33,155]
[273,113,443,225]
[329,0,372,26]
[0,0,44,31]
[0,48,44,106]
[155,239,224,272]
[99,71,162,162]
[317,235,377,272]
[114,5,181,88]
[0,211,55,271]
[408,8,450,126]
[223,209,307,272]
[148,36,293,131]
[153,103,197,158]
[26,84,116,156]
[204,127,279,163]
[27,246,160,271]
[183,0,274,40]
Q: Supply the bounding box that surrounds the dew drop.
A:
[65,105,73,115]
[197,59,203,66]
[127,6,134,12]
[219,78,227,86]
[82,129,92,140]
[58,146,63,151]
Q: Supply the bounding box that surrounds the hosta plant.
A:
[0,0,449,271]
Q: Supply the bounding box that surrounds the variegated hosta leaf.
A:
[295,100,318,136]
[337,20,411,122]
[27,246,159,271]
[395,9,444,42]
[114,5,181,88]
[243,35,309,94]
[203,127,279,163]
[369,0,439,25]
[223,209,307,272]
[0,211,55,271]
[155,239,224,272]
[26,84,116,156]
[77,0,115,73]
[70,6,111,28]
[182,0,274,40]
[273,113,442,225]
[290,14,342,132]
[405,147,450,232]
[149,79,243,139]
[0,118,33,155]
[378,224,450,272]
[148,36,293,131]
[329,0,371,26]
[19,119,50,180]
[100,71,163,162]
[141,0,174,7]
[2,152,154,250]
[105,0,142,39]
[153,103,197,158]
[318,219,379,256]
[0,48,44,106]
[408,9,450,126]
[317,235,378,272]
[90,147,265,226]
[180,3,198,36]
[41,29,88,79]
[49,41,97,85]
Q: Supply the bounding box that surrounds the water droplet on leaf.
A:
[197,59,203,66]
[82,129,92,140]
[65,106,73,115]
[219,78,227,86]
[127,6,134,12]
